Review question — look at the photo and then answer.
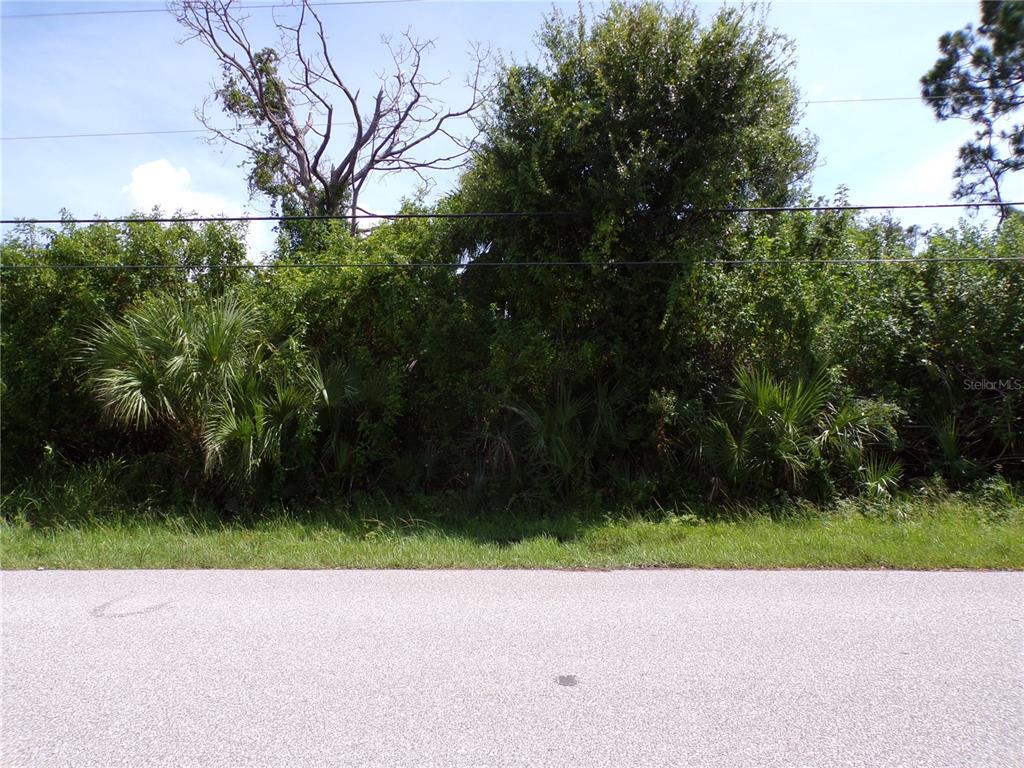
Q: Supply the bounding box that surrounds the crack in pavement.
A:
[90,593,173,619]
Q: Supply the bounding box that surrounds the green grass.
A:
[2,489,1022,570]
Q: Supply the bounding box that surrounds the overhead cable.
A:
[3,256,1022,271]
[2,200,1019,227]
[0,96,974,142]
[1,0,422,20]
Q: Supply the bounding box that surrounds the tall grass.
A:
[3,472,1021,569]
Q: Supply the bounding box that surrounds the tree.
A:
[921,1,1024,222]
[449,2,816,434]
[171,0,487,233]
[454,1,815,277]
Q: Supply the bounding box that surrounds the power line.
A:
[1,0,1007,26]
[0,0,422,20]
[2,200,1019,226]
[0,96,957,142]
[693,256,1024,265]
[0,211,576,225]
[3,128,214,141]
[707,201,1021,213]
[2,257,1022,271]
[2,121,356,142]
[804,95,947,104]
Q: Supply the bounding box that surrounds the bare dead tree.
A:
[171,0,487,233]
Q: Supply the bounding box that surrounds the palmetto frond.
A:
[504,386,591,484]
[82,292,318,489]
[704,366,900,497]
[859,454,904,498]
[699,415,752,487]
[80,298,192,429]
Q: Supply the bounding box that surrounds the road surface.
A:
[2,570,1022,767]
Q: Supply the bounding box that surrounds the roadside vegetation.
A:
[2,3,1021,569]
[2,472,1021,569]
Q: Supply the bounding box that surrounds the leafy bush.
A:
[2,3,1020,514]
[80,292,316,496]
[697,367,901,500]
[0,218,248,484]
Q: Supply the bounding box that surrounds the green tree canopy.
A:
[458,1,815,257]
[921,0,1024,220]
[447,1,817,456]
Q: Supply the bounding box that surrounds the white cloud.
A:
[121,159,274,260]
[122,159,230,215]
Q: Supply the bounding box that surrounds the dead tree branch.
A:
[171,0,488,233]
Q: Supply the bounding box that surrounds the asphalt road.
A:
[2,570,1022,767]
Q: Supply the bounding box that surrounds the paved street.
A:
[2,570,1022,767]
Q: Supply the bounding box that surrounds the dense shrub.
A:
[695,367,902,500]
[2,3,1020,511]
[0,218,248,484]
[78,292,315,494]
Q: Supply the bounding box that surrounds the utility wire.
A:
[9,0,995,22]
[2,257,1023,271]
[2,122,356,141]
[804,95,946,104]
[2,200,1019,226]
[1,0,422,20]
[0,96,964,142]
[3,128,219,141]
[0,211,576,225]
[704,201,1021,213]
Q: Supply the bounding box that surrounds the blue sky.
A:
[3,0,1022,258]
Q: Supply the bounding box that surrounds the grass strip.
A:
[2,495,1021,570]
